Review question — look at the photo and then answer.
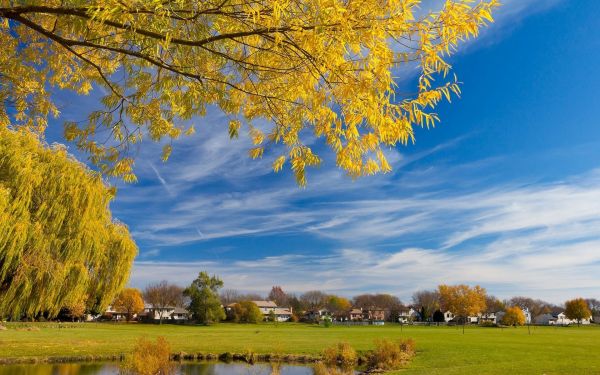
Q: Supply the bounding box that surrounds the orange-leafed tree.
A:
[502,306,525,327]
[564,298,592,326]
[113,288,145,322]
[438,284,487,333]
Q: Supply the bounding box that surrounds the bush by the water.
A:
[368,338,415,370]
[121,336,173,375]
[313,362,354,375]
[322,342,357,366]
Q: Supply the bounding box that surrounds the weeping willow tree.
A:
[0,126,137,319]
[0,0,499,185]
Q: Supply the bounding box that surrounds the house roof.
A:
[172,307,189,314]
[273,308,292,315]
[251,300,278,308]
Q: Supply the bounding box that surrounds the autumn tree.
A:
[485,295,505,313]
[0,127,137,320]
[300,290,328,311]
[326,295,352,315]
[412,290,440,321]
[227,301,263,323]
[268,286,289,307]
[0,0,498,185]
[502,306,525,327]
[220,289,242,306]
[64,297,86,322]
[438,284,486,333]
[585,298,600,317]
[143,280,184,324]
[113,288,145,321]
[564,298,592,326]
[508,296,559,318]
[184,271,225,324]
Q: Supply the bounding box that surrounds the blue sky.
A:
[48,0,600,304]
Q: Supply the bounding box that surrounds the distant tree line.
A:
[30,270,599,327]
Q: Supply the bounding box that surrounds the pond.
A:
[0,362,320,375]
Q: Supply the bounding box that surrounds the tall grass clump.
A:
[322,342,357,366]
[367,338,415,370]
[313,362,354,375]
[121,336,173,375]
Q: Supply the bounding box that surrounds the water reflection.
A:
[0,363,317,375]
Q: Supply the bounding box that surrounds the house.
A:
[556,312,591,325]
[303,309,330,322]
[271,308,293,322]
[479,312,497,324]
[534,312,592,326]
[251,300,293,322]
[140,304,190,322]
[398,308,419,323]
[362,307,387,321]
[348,308,363,321]
[252,300,278,314]
[523,307,532,324]
[444,311,455,322]
[534,313,557,325]
[102,305,129,321]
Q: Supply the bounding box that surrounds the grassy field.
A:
[0,322,599,374]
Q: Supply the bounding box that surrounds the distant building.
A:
[398,308,419,323]
[534,312,591,326]
[444,311,455,322]
[362,307,387,321]
[251,300,292,322]
[140,304,190,322]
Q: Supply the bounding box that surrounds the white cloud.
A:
[125,168,600,304]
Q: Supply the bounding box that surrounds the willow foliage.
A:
[0,127,137,319]
[0,0,498,185]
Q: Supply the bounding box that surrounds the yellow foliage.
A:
[121,336,173,375]
[0,127,137,319]
[322,342,357,366]
[438,284,487,319]
[502,306,526,326]
[113,288,145,322]
[368,338,416,370]
[0,0,499,185]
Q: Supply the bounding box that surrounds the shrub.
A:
[313,362,353,375]
[270,363,281,375]
[243,349,256,364]
[121,336,173,375]
[479,321,498,328]
[322,342,357,366]
[368,339,415,370]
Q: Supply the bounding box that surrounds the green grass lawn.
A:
[0,322,599,374]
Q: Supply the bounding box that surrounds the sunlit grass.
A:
[0,323,598,374]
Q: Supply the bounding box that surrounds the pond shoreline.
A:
[0,352,325,366]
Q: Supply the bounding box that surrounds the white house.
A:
[534,312,591,326]
[398,308,419,323]
[444,311,455,322]
[523,308,532,324]
[142,304,190,322]
[555,312,591,325]
[479,312,498,324]
[251,300,292,322]
[303,309,330,321]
